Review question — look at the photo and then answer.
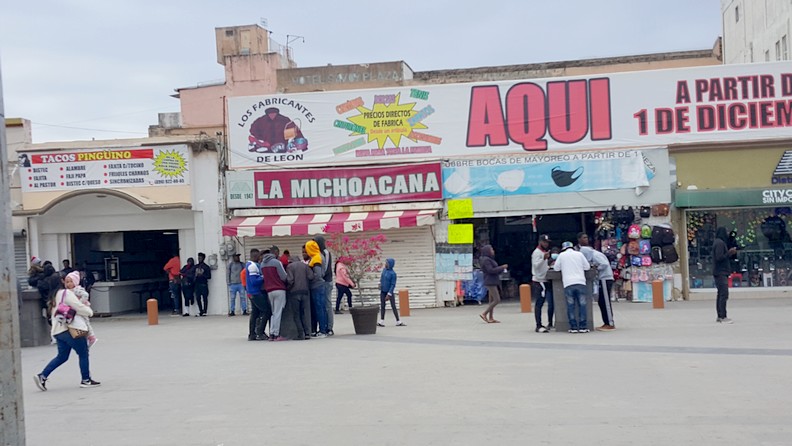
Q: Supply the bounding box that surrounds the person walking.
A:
[305,241,329,338]
[180,258,196,317]
[378,258,404,326]
[334,258,355,314]
[262,246,288,341]
[713,227,737,324]
[163,252,181,315]
[553,241,591,333]
[227,253,247,316]
[478,244,507,324]
[34,271,101,390]
[531,235,554,333]
[245,249,272,340]
[287,254,314,340]
[194,252,212,316]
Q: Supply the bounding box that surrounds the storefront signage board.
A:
[675,187,792,207]
[228,61,792,168]
[19,145,190,192]
[442,150,651,198]
[226,162,442,208]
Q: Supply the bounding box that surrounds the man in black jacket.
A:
[194,253,212,316]
[713,227,737,324]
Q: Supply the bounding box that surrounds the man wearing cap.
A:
[553,241,591,333]
[227,253,247,316]
[531,235,554,333]
[249,107,301,152]
[261,246,288,341]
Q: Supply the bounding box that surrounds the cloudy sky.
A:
[1,0,722,143]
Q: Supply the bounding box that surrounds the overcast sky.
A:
[0,0,722,143]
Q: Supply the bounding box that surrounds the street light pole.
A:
[0,61,27,445]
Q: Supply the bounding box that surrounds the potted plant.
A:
[326,232,387,334]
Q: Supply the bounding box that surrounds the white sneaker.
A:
[568,329,579,333]
[720,318,734,324]
[377,320,385,327]
[315,332,328,338]
[395,321,405,326]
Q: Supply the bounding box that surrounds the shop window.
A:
[687,208,792,289]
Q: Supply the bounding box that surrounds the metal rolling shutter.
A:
[243,226,437,308]
[14,236,29,289]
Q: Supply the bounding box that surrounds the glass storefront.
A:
[687,207,792,288]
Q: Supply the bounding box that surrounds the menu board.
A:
[19,145,190,192]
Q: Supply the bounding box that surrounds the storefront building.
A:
[15,137,226,314]
[674,141,792,299]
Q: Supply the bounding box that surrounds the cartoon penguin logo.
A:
[551,166,583,187]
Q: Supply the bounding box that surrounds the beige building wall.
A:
[674,144,790,190]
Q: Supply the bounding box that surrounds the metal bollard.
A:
[651,280,664,309]
[519,284,532,313]
[147,298,159,325]
[398,289,410,317]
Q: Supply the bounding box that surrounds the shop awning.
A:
[222,209,438,237]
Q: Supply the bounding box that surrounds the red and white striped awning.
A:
[222,209,438,237]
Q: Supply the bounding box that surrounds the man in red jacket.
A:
[261,246,288,341]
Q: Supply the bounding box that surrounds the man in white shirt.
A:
[531,234,554,333]
[553,241,591,333]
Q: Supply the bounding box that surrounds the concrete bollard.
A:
[147,298,159,325]
[652,280,664,309]
[398,289,410,317]
[519,284,532,313]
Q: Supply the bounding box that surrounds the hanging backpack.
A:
[641,224,652,239]
[661,245,679,263]
[628,224,641,239]
[639,239,651,255]
[650,246,663,263]
[640,206,651,218]
[651,225,675,246]
[627,240,640,255]
[641,255,653,266]
[630,255,642,267]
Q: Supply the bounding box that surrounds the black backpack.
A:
[651,225,675,246]
[650,246,663,263]
[661,245,679,263]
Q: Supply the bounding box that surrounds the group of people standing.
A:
[230,236,404,341]
[27,257,101,391]
[163,252,212,317]
[478,233,617,334]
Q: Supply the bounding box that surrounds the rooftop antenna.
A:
[260,17,268,29]
[286,34,305,61]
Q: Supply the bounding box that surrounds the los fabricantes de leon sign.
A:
[227,61,792,168]
[226,162,442,208]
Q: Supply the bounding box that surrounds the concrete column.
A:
[0,65,27,445]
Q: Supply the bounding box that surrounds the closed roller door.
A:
[15,236,29,289]
[243,226,437,308]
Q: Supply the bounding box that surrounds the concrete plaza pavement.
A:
[20,297,792,446]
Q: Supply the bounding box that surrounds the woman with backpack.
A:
[180,258,196,317]
[34,272,100,391]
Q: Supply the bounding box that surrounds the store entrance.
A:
[471,212,597,295]
[73,230,179,282]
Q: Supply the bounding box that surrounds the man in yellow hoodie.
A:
[305,241,328,338]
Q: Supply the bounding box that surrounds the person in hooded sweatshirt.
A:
[713,227,737,324]
[478,245,508,324]
[378,258,405,327]
[305,241,329,338]
[313,235,335,336]
[261,245,289,341]
[287,254,314,340]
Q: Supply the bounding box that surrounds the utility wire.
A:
[31,121,148,134]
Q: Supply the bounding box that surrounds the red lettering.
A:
[505,83,547,151]
[589,78,612,141]
[466,86,508,147]
[547,80,588,144]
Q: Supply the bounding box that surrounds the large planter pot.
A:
[349,305,379,335]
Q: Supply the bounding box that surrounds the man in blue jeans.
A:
[553,241,591,333]
[227,253,247,316]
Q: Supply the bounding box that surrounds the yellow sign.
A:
[448,198,474,220]
[448,224,473,244]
